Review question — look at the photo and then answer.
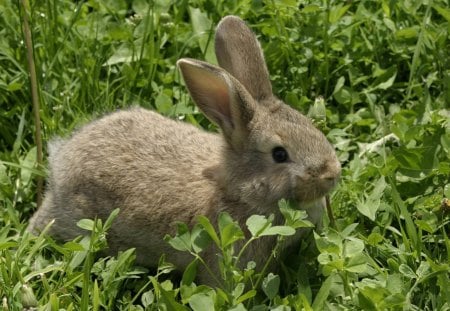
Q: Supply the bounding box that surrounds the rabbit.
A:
[28,15,341,284]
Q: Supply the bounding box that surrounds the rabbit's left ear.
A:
[215,16,272,102]
[177,58,256,148]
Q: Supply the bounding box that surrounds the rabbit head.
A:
[178,16,341,212]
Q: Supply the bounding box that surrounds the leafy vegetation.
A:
[1,0,449,309]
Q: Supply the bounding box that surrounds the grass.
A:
[1,0,449,310]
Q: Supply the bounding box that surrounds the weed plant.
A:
[0,0,449,310]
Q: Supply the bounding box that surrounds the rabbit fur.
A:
[28,16,341,284]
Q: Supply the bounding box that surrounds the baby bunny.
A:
[28,16,341,284]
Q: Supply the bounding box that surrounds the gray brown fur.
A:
[28,16,341,284]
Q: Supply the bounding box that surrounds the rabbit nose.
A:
[300,158,341,189]
[319,159,341,182]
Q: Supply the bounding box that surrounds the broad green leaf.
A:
[69,237,90,269]
[332,76,345,95]
[333,86,352,106]
[356,279,389,304]
[345,253,368,273]
[103,208,120,230]
[182,259,198,286]
[228,304,247,311]
[236,289,256,304]
[371,66,397,90]
[165,223,191,252]
[63,241,85,252]
[416,261,431,280]
[189,292,215,311]
[371,177,387,200]
[279,200,314,229]
[415,212,438,233]
[77,219,95,231]
[393,146,438,177]
[395,27,418,39]
[197,215,220,247]
[340,223,359,238]
[220,222,244,248]
[262,273,280,300]
[356,177,385,220]
[218,212,235,233]
[98,0,127,14]
[232,283,245,300]
[382,293,406,309]
[20,146,37,185]
[302,4,321,13]
[344,238,365,257]
[191,224,212,253]
[155,91,173,116]
[159,283,189,311]
[104,44,134,65]
[367,232,384,245]
[246,215,272,237]
[317,252,343,273]
[329,4,350,23]
[260,226,295,236]
[141,290,154,307]
[356,198,379,221]
[399,264,416,279]
[219,213,244,248]
[390,110,418,142]
[93,280,99,311]
[7,81,23,91]
[312,275,335,309]
[386,273,404,294]
[188,7,215,63]
[314,232,341,254]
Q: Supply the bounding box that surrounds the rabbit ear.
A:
[177,58,256,148]
[215,15,272,101]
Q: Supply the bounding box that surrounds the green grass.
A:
[1,0,449,310]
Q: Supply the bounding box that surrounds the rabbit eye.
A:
[272,146,289,163]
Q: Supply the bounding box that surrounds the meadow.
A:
[0,0,449,310]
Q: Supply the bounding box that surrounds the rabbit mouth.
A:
[293,177,339,203]
[294,187,329,203]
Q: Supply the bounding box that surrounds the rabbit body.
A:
[29,109,224,269]
[28,16,341,283]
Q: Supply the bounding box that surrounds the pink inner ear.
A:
[215,86,231,122]
[178,60,237,130]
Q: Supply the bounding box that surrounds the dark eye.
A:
[272,146,289,163]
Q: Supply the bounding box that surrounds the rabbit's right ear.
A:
[177,58,256,149]
[215,16,272,102]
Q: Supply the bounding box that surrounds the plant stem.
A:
[253,236,285,291]
[405,3,432,102]
[326,195,336,229]
[323,0,331,98]
[20,0,43,207]
[193,253,224,288]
